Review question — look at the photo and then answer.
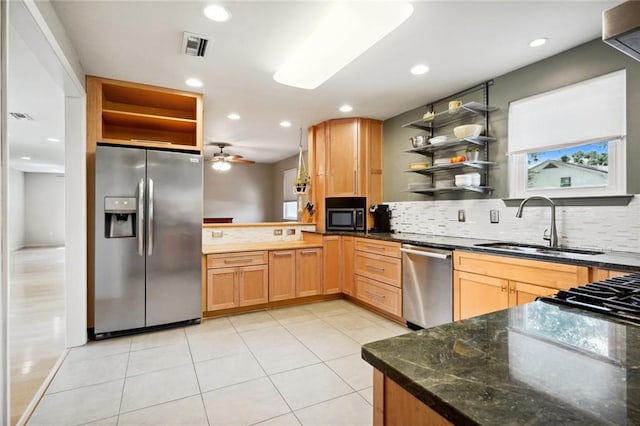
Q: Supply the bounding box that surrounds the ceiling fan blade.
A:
[229,158,255,164]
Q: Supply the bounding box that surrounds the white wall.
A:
[24,172,65,247]
[8,168,24,251]
[204,162,276,223]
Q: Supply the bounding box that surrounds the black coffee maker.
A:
[369,204,392,233]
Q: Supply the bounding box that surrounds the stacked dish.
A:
[454,172,481,187]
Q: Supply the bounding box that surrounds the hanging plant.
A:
[294,127,310,194]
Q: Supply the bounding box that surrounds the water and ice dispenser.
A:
[104,197,137,238]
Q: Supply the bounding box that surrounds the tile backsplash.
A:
[387,195,640,253]
[203,224,316,245]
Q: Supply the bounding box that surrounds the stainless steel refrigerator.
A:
[94,145,202,337]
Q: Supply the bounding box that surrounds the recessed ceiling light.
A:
[273,3,414,89]
[204,4,231,22]
[280,121,292,127]
[529,37,548,48]
[227,113,240,120]
[339,105,353,113]
[185,78,203,88]
[21,156,31,160]
[47,137,60,142]
[410,64,429,75]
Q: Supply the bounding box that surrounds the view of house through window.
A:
[526,141,609,190]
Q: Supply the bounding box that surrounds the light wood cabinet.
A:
[87,76,203,151]
[326,119,362,196]
[269,251,296,301]
[296,248,323,297]
[453,251,590,320]
[342,236,355,296]
[206,252,268,311]
[308,117,383,232]
[589,267,629,282]
[353,237,402,318]
[323,236,342,294]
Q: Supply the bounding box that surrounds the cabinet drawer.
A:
[453,250,589,290]
[354,238,401,258]
[354,251,401,287]
[355,276,401,317]
[207,251,267,269]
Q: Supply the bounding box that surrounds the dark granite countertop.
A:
[307,231,640,272]
[362,301,640,425]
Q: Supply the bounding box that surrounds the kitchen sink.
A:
[474,242,604,256]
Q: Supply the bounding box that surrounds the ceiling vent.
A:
[182,32,209,58]
[9,112,34,121]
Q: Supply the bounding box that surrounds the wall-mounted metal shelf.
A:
[402,101,498,130]
[404,186,493,195]
[405,161,496,175]
[405,136,496,154]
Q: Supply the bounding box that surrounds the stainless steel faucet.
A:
[515,196,558,247]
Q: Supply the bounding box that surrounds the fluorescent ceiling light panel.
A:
[273,3,413,89]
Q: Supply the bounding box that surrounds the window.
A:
[508,70,626,198]
[283,168,298,221]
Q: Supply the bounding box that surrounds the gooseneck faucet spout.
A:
[515,196,558,247]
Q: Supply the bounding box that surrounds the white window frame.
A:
[509,138,626,198]
[283,168,298,220]
[283,201,298,221]
[508,70,626,198]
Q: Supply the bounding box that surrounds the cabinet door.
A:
[269,251,296,301]
[509,281,560,307]
[342,237,355,296]
[364,119,383,208]
[207,267,238,311]
[296,248,323,297]
[327,119,359,196]
[238,265,268,307]
[455,271,508,320]
[323,236,342,294]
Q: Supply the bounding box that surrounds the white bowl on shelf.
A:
[429,135,448,145]
[453,124,483,139]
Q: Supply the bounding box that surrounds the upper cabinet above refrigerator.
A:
[86,76,203,152]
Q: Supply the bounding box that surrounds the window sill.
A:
[502,195,634,207]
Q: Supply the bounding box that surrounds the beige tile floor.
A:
[29,299,409,425]
[10,247,66,425]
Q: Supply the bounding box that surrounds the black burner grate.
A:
[540,272,640,325]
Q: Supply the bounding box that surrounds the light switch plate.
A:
[212,230,223,238]
[490,210,500,223]
[458,209,466,222]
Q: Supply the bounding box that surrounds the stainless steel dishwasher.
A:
[400,244,453,330]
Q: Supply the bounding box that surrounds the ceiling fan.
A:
[205,142,255,171]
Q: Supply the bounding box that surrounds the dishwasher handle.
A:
[400,247,451,260]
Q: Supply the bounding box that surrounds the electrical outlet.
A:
[458,209,466,222]
[286,229,296,235]
[273,229,283,236]
[490,210,500,223]
[212,230,223,238]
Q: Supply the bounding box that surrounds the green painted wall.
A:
[383,39,640,201]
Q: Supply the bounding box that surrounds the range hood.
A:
[603,1,640,62]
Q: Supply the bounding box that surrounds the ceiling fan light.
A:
[212,160,231,171]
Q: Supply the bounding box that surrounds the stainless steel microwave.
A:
[326,207,365,231]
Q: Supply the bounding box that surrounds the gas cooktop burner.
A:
[540,273,640,325]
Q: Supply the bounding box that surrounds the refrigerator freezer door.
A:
[145,150,203,326]
[95,146,147,334]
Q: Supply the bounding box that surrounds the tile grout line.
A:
[236,310,304,425]
[115,338,133,425]
[184,326,213,426]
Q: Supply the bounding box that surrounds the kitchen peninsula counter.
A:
[362,301,640,425]
[202,240,322,255]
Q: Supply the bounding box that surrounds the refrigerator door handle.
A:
[137,179,145,256]
[147,178,154,256]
